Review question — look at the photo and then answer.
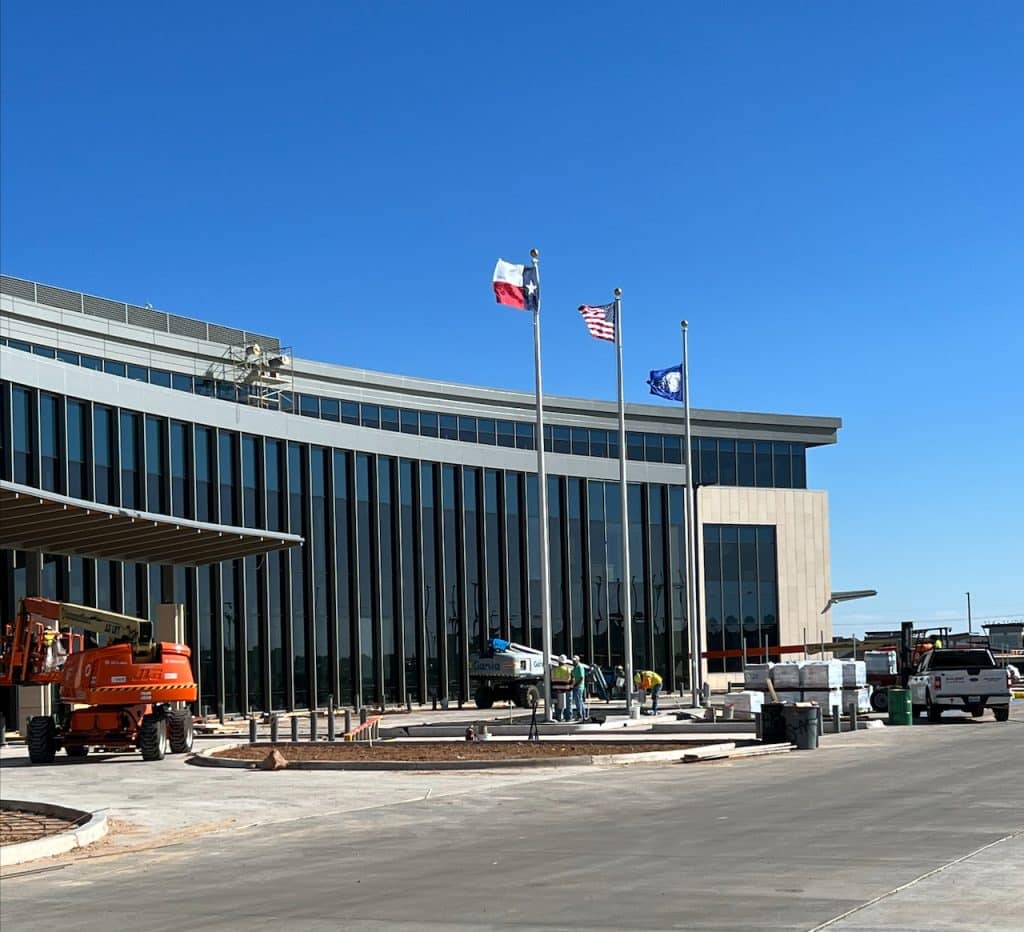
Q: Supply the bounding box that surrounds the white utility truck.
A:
[909,648,1011,722]
[469,639,546,709]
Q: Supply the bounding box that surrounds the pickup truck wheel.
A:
[971,707,985,718]
[993,707,1009,722]
[474,686,494,709]
[927,705,942,723]
[912,705,926,718]
[870,689,889,713]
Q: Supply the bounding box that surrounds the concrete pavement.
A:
[1,703,1021,930]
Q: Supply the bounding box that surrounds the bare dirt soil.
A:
[213,741,701,762]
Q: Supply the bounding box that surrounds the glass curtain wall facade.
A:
[2,377,793,712]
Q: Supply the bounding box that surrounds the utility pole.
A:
[965,591,973,634]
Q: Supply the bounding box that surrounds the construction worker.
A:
[634,668,663,715]
[570,655,587,721]
[552,654,573,721]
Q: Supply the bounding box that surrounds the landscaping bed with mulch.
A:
[0,809,78,847]
[213,740,702,763]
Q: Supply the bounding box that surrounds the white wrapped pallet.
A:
[724,690,764,715]
[800,660,844,688]
[842,660,867,687]
[743,663,774,689]
[865,650,897,675]
[801,687,843,711]
[771,662,805,688]
[843,687,871,714]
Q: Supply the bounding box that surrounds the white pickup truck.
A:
[910,648,1012,722]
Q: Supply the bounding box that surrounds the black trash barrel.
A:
[760,703,788,743]
[784,705,820,750]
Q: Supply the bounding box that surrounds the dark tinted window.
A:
[341,401,359,424]
[33,345,56,358]
[81,355,103,371]
[321,398,340,421]
[8,339,30,352]
[590,429,608,458]
[299,394,320,417]
[497,420,515,448]
[149,369,171,387]
[381,407,400,432]
[571,427,589,456]
[439,414,457,440]
[626,432,643,461]
[172,373,194,392]
[104,359,127,377]
[57,349,80,365]
[755,441,773,487]
[216,381,237,402]
[420,412,438,437]
[927,650,996,670]
[361,404,380,429]
[644,433,664,463]
[553,427,570,454]
[128,364,148,382]
[478,418,495,445]
[195,377,214,397]
[664,434,681,464]
[718,439,737,485]
[737,440,755,486]
[458,416,477,443]
[515,422,534,450]
[400,409,418,434]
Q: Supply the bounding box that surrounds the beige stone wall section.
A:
[696,487,832,688]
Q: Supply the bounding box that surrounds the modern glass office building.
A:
[1,275,841,715]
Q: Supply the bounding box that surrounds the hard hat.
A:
[558,654,568,664]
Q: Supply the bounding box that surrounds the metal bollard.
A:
[0,712,6,747]
[270,714,279,743]
[432,694,438,711]
[290,716,299,742]
[249,717,258,743]
[309,709,318,741]
[327,710,336,742]
[344,709,352,736]
[406,692,412,713]
[754,711,762,741]
[833,705,841,734]
[849,705,858,732]
[359,707,368,725]
[218,702,225,725]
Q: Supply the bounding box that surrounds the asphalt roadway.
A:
[1,708,1022,931]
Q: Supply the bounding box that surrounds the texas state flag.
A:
[493,259,540,311]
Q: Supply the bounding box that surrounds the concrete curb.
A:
[0,799,109,868]
[189,742,703,771]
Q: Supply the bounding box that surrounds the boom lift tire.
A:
[517,685,541,709]
[27,716,57,764]
[65,745,89,758]
[993,707,1009,722]
[167,708,194,754]
[139,714,170,761]
[474,685,494,709]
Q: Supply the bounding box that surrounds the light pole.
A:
[966,591,973,634]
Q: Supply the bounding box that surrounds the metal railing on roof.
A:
[0,274,280,352]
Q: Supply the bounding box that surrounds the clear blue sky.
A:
[3,2,1022,635]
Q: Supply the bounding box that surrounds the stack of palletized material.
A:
[723,690,764,716]
[743,663,774,689]
[842,661,867,686]
[865,650,898,675]
[800,660,844,710]
[771,661,805,690]
[842,661,870,713]
[843,687,872,713]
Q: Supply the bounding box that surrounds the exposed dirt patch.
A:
[213,741,701,762]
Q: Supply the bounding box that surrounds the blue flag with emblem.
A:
[647,365,683,401]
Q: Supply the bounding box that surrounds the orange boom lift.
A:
[0,597,197,763]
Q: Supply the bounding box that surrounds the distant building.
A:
[984,622,1024,653]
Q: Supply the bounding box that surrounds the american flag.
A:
[578,302,617,342]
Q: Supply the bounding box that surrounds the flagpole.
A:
[615,288,635,714]
[681,320,701,706]
[531,248,555,722]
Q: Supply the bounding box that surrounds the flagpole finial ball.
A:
[614,287,622,298]
[681,319,688,329]
[530,248,539,259]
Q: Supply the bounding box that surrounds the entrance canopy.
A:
[0,480,303,566]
